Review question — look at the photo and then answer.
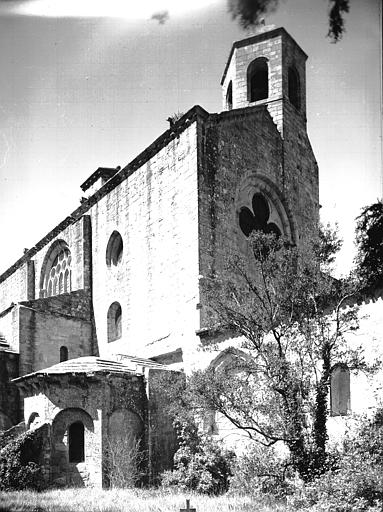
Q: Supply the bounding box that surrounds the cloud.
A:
[1,0,219,19]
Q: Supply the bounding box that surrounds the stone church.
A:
[0,27,381,487]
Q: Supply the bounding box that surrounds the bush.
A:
[229,443,295,499]
[161,420,235,495]
[104,432,146,488]
[290,410,383,511]
[0,427,46,491]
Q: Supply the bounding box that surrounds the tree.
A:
[227,0,350,42]
[355,200,383,288]
[178,228,367,481]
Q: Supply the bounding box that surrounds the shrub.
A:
[0,427,46,491]
[290,410,383,511]
[229,443,296,499]
[161,420,235,495]
[104,432,146,488]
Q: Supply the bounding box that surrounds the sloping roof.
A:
[12,355,167,383]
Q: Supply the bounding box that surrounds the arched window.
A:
[27,412,40,430]
[106,231,123,267]
[40,240,72,298]
[239,193,281,238]
[330,364,350,416]
[107,302,122,342]
[288,66,300,110]
[68,421,85,463]
[247,58,268,103]
[60,346,68,362]
[226,81,233,110]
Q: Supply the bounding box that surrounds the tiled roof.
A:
[0,332,12,352]
[13,355,167,382]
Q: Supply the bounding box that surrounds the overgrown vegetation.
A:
[0,426,46,491]
[172,227,366,482]
[355,200,383,288]
[289,408,383,511]
[104,432,146,488]
[161,419,235,495]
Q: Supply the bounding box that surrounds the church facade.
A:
[0,27,381,487]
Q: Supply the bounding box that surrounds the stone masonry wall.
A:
[147,368,180,482]
[0,351,20,430]
[21,372,146,487]
[89,122,200,360]
[198,107,285,329]
[18,296,93,375]
[0,262,30,313]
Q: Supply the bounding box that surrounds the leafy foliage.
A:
[291,410,383,511]
[229,443,294,498]
[161,419,235,495]
[193,228,363,481]
[355,200,383,288]
[227,0,350,41]
[0,427,46,491]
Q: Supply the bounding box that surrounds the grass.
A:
[0,488,289,512]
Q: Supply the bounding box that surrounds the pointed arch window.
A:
[40,241,72,298]
[247,57,268,102]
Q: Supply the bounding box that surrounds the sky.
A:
[0,0,381,275]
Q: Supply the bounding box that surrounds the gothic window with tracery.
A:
[41,242,72,298]
[239,193,281,238]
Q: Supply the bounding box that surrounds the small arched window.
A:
[60,346,68,362]
[247,58,268,103]
[106,231,123,267]
[40,241,72,298]
[68,421,85,463]
[288,66,300,110]
[107,302,122,342]
[27,412,40,430]
[330,364,350,416]
[226,81,233,110]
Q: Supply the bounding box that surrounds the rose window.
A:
[239,193,281,238]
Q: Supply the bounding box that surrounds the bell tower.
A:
[221,27,308,135]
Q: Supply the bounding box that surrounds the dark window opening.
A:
[247,58,268,102]
[239,193,281,238]
[60,346,68,362]
[288,66,300,110]
[330,364,350,416]
[106,231,124,267]
[68,421,85,463]
[226,81,233,110]
[107,302,122,342]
